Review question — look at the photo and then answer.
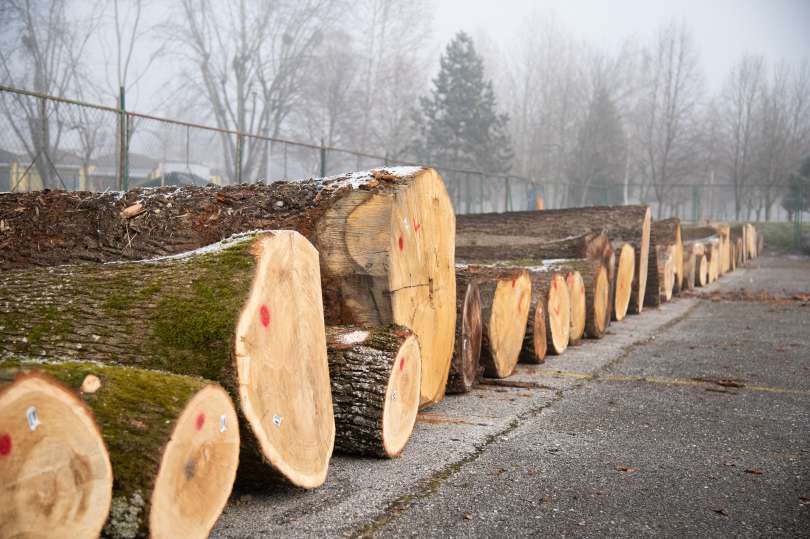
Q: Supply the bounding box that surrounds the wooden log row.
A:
[455,265,532,378]
[1,361,239,539]
[457,205,651,315]
[541,259,610,339]
[0,231,335,489]
[525,269,570,357]
[0,167,457,408]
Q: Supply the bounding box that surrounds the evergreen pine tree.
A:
[412,32,513,174]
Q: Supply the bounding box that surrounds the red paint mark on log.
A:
[399,236,404,251]
[580,286,585,296]
[196,413,205,431]
[400,356,405,371]
[511,278,516,288]
[413,219,421,232]
[0,434,11,456]
[259,305,271,328]
[552,280,557,289]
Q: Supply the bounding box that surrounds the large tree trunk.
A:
[456,231,609,265]
[457,205,651,315]
[0,231,335,489]
[611,242,635,321]
[445,276,483,394]
[326,326,421,458]
[0,360,239,539]
[456,266,532,378]
[0,167,457,407]
[652,218,683,294]
[0,370,112,539]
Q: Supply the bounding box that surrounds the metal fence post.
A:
[118,86,129,191]
[320,138,327,177]
[235,134,243,184]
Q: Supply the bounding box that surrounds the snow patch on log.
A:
[324,166,425,189]
[335,330,370,346]
[118,230,268,264]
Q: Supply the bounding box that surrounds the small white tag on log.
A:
[26,406,40,431]
[391,391,398,402]
[272,415,283,427]
[220,414,227,433]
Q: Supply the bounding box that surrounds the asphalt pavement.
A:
[212,253,810,538]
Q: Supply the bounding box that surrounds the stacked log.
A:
[681,245,696,291]
[445,276,483,394]
[0,167,457,407]
[0,231,336,489]
[525,269,571,356]
[456,266,532,378]
[326,326,421,458]
[0,361,239,539]
[0,370,113,539]
[611,242,636,321]
[457,205,650,315]
[652,218,683,294]
[543,259,609,339]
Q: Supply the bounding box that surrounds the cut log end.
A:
[234,231,334,489]
[383,169,456,407]
[447,282,483,394]
[150,384,240,539]
[525,299,548,363]
[382,335,422,457]
[613,243,635,321]
[0,372,112,539]
[485,271,532,378]
[547,273,571,355]
[591,265,610,338]
[565,271,586,345]
[633,207,652,314]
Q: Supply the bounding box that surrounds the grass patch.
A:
[748,222,810,252]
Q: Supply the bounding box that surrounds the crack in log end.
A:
[184,458,197,481]
[386,282,431,295]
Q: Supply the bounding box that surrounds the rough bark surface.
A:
[325,326,419,458]
[446,277,483,394]
[455,232,609,264]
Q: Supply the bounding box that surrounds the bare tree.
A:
[169,0,339,182]
[720,54,765,220]
[634,21,704,219]
[0,0,95,189]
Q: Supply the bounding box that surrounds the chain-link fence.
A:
[1,84,805,231]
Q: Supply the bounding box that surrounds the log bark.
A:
[455,231,609,264]
[326,326,420,458]
[0,360,239,539]
[456,266,532,378]
[0,370,112,539]
[525,269,570,355]
[0,231,335,489]
[0,167,457,407]
[446,276,483,394]
[458,206,651,315]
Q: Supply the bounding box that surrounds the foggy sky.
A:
[433,0,810,90]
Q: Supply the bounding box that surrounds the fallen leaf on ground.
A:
[712,508,728,516]
[615,465,639,473]
[744,468,763,475]
[527,468,538,476]
[495,468,506,475]
[799,496,810,506]
[463,512,473,520]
